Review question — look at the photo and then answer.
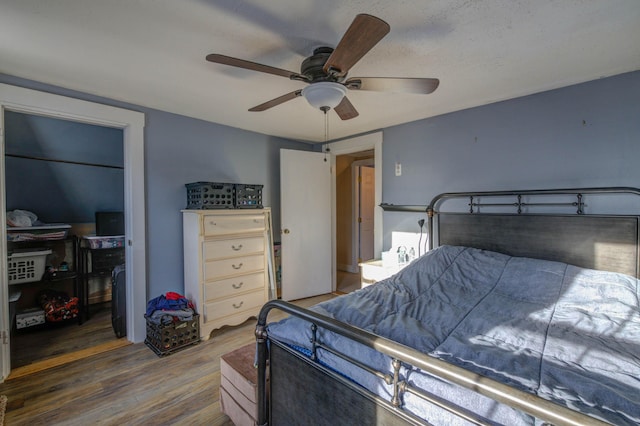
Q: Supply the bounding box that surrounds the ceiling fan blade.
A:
[334,96,359,120]
[248,90,303,112]
[323,14,390,77]
[345,77,440,94]
[206,54,309,82]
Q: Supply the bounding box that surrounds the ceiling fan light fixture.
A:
[302,82,346,110]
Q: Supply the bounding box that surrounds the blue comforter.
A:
[267,245,640,425]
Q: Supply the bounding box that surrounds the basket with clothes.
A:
[144,292,199,356]
[38,289,79,322]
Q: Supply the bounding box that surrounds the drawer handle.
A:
[232,282,243,289]
[232,263,243,270]
[209,221,216,226]
[231,244,243,251]
[233,301,244,309]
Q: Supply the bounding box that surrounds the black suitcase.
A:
[111,263,127,338]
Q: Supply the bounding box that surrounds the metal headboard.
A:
[426,187,640,278]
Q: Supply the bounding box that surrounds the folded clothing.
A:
[146,292,196,325]
[148,309,195,325]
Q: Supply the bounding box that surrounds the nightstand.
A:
[359,259,403,288]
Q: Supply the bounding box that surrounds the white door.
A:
[358,166,375,262]
[280,149,332,300]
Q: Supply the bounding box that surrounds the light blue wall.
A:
[144,109,308,295]
[5,111,124,223]
[4,70,639,296]
[0,73,311,298]
[381,71,640,248]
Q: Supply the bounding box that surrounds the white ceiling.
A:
[1,1,639,143]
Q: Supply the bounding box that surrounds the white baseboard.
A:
[337,263,359,274]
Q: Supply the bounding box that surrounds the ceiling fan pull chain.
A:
[322,107,330,162]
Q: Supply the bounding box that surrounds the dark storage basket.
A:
[145,314,200,356]
[234,184,263,209]
[90,248,126,274]
[185,182,234,209]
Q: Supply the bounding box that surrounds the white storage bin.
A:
[7,248,52,284]
[16,308,45,329]
[82,234,125,249]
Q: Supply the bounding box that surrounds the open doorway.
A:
[329,132,383,295]
[336,150,375,294]
[0,83,146,382]
[5,111,125,370]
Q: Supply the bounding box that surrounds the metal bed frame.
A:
[256,187,640,426]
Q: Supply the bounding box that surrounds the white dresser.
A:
[182,208,275,340]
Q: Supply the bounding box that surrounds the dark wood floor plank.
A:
[11,304,116,368]
[0,294,337,425]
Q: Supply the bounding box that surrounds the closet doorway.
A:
[0,83,146,381]
[5,111,124,370]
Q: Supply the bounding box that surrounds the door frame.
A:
[352,160,375,269]
[328,132,382,291]
[0,83,146,380]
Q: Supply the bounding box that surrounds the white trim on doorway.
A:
[328,132,382,292]
[0,83,146,381]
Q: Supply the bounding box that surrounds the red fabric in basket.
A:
[38,290,79,322]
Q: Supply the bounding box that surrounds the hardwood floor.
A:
[336,270,360,294]
[11,303,118,369]
[0,294,336,426]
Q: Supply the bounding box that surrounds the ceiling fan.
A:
[206,14,439,120]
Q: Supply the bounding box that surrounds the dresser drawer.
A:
[203,215,266,236]
[204,254,265,281]
[203,236,265,260]
[204,272,264,300]
[204,289,265,321]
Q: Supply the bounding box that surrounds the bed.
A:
[255,187,640,426]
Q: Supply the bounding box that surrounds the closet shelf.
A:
[379,203,427,213]
[5,153,124,170]
[43,271,78,282]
